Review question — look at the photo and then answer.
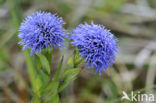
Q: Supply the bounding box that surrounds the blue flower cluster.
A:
[18,11,66,54]
[71,22,118,74]
[18,11,118,74]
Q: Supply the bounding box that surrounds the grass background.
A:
[0,0,156,103]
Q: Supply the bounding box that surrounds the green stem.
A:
[24,51,37,91]
[7,0,41,102]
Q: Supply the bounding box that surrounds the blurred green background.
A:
[0,0,156,103]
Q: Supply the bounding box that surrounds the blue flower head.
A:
[71,22,118,75]
[18,11,66,54]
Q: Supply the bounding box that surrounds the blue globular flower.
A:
[71,22,118,75]
[18,11,66,54]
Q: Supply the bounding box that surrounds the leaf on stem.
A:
[53,56,64,81]
[39,54,50,75]
[58,68,82,92]
[41,81,59,101]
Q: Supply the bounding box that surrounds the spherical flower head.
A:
[71,22,118,75]
[18,11,67,55]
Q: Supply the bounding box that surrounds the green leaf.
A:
[58,68,82,92]
[66,55,74,67]
[39,54,50,75]
[53,56,64,81]
[32,95,40,103]
[73,50,83,68]
[34,55,41,72]
[41,46,53,62]
[42,81,59,101]
[38,70,50,84]
[35,77,42,92]
[24,50,38,91]
[48,94,59,103]
[64,55,74,71]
